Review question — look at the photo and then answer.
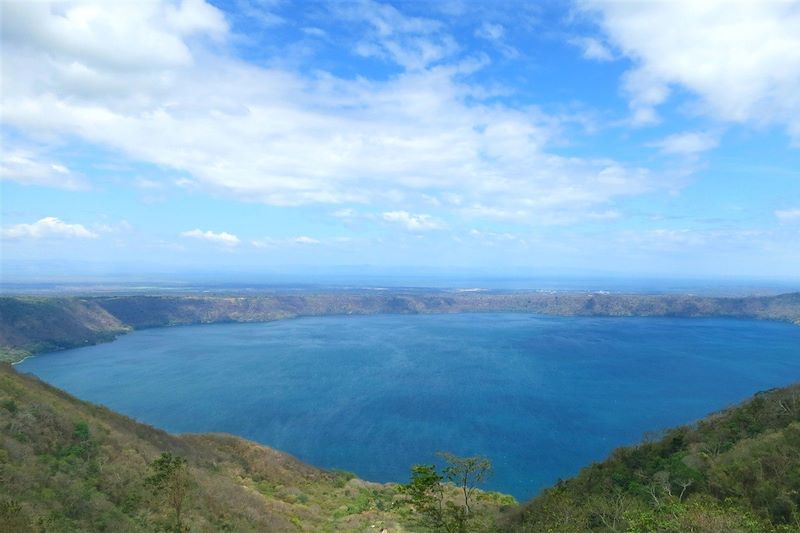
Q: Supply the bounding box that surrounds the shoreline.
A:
[13,313,800,501]
[10,354,35,366]
[9,310,800,367]
[3,291,800,365]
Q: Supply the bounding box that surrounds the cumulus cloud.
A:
[775,208,800,222]
[0,149,88,190]
[1,0,660,225]
[383,211,445,231]
[1,217,98,239]
[1,0,227,72]
[650,131,719,156]
[180,229,240,246]
[582,0,800,138]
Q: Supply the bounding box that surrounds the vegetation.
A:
[4,293,800,530]
[0,363,514,531]
[2,292,799,363]
[0,297,128,362]
[0,364,393,531]
[145,452,192,531]
[500,384,800,532]
[4,355,800,531]
[400,453,502,532]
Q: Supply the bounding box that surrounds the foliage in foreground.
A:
[0,364,434,531]
[501,383,800,532]
[399,452,513,532]
[5,357,800,532]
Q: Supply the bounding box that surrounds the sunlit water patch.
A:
[17,314,800,499]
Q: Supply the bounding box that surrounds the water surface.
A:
[18,314,800,499]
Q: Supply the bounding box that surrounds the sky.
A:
[1,0,799,282]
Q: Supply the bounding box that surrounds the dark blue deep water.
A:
[17,314,800,500]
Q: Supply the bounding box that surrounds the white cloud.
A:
[460,204,528,220]
[650,131,719,156]
[469,229,519,242]
[775,208,800,222]
[0,149,88,190]
[1,0,226,72]
[235,0,285,27]
[293,236,320,245]
[303,27,326,37]
[568,36,614,62]
[180,229,240,246]
[1,217,98,239]
[93,220,134,235]
[251,236,321,247]
[342,0,457,70]
[474,21,518,58]
[332,208,357,219]
[383,211,445,231]
[582,0,800,138]
[134,178,165,190]
[1,0,662,226]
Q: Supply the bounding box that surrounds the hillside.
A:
[0,364,516,532]
[5,361,800,531]
[500,383,800,532]
[2,291,799,363]
[0,298,130,362]
[0,364,403,531]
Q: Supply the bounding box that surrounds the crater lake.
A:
[16,313,800,499]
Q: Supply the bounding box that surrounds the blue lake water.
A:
[16,314,800,500]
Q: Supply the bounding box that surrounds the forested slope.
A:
[501,384,800,532]
[0,364,410,531]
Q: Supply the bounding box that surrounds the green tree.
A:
[145,452,192,531]
[401,453,492,532]
[439,451,492,516]
[401,464,447,530]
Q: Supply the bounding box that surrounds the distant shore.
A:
[2,290,800,364]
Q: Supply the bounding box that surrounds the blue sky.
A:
[1,0,799,281]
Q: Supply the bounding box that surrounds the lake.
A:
[17,314,800,500]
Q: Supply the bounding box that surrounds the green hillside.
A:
[500,384,800,532]
[0,364,514,532]
[0,298,130,363]
[0,363,398,531]
[3,294,800,531]
[0,365,800,533]
[5,358,800,531]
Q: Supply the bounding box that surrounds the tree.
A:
[145,452,192,531]
[401,453,492,533]
[439,451,492,516]
[400,464,448,530]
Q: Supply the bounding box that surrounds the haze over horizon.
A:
[2,0,800,281]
